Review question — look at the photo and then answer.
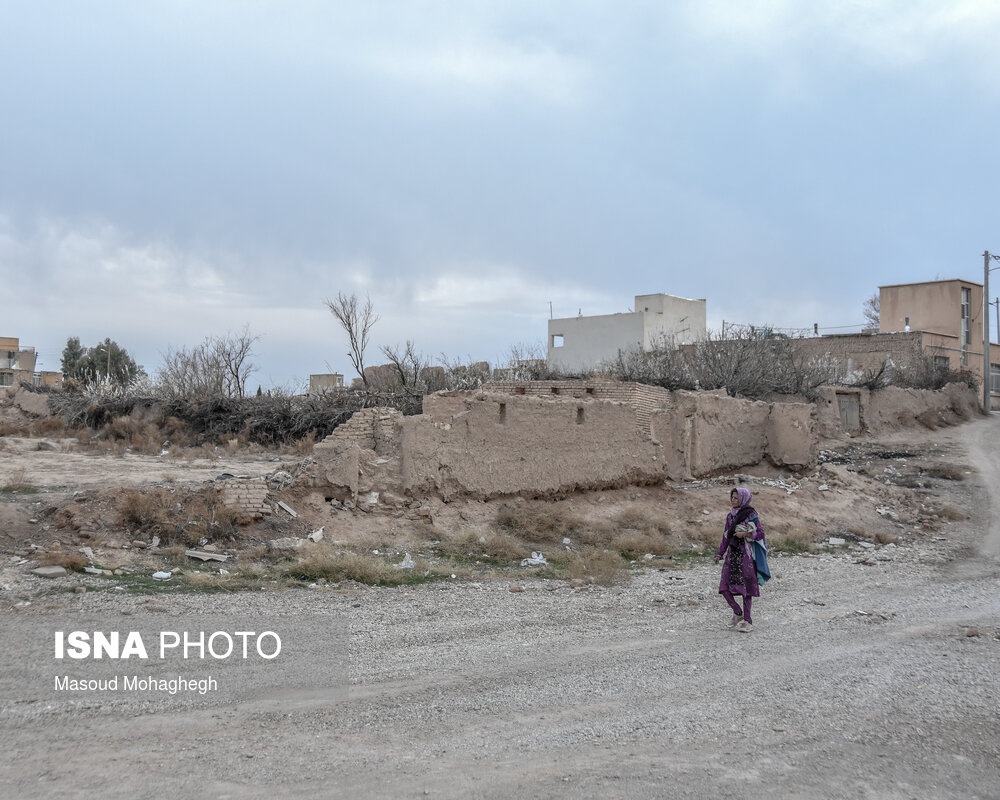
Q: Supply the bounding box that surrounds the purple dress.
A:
[717,508,765,598]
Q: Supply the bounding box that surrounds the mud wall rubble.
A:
[304,384,828,502]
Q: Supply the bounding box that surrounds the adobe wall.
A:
[809,382,978,437]
[651,391,814,479]
[304,386,819,503]
[792,332,926,380]
[863,383,978,430]
[401,392,664,499]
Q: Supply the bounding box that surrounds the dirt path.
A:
[1,419,999,799]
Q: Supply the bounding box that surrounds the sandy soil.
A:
[0,418,998,799]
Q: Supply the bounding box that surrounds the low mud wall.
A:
[401,392,663,498]
[812,382,978,437]
[308,388,817,502]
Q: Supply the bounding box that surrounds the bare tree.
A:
[380,340,426,394]
[156,327,260,400]
[325,293,379,389]
[210,324,261,399]
[862,292,880,330]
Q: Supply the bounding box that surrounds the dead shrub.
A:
[3,468,32,492]
[612,508,671,535]
[0,423,21,437]
[283,549,402,585]
[767,527,813,554]
[441,531,529,563]
[30,417,65,436]
[924,465,966,481]
[563,547,629,586]
[873,531,898,544]
[118,489,171,531]
[933,504,966,521]
[611,529,672,559]
[494,503,590,546]
[38,551,88,571]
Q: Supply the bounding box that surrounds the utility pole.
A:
[984,252,1000,412]
[106,338,112,383]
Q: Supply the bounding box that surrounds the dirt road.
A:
[1,419,999,799]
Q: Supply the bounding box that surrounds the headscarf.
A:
[725,487,755,534]
[731,487,752,509]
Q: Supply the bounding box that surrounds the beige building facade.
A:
[547,293,707,374]
[0,337,63,392]
[879,278,998,393]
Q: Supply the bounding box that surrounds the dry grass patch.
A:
[38,550,88,571]
[283,548,421,586]
[440,531,530,563]
[924,465,967,481]
[3,467,33,492]
[767,526,814,554]
[562,547,629,586]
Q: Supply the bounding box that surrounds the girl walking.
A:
[714,487,766,632]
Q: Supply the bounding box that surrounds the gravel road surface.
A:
[1,418,998,800]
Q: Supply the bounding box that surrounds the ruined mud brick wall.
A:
[864,383,978,431]
[482,380,673,434]
[792,332,926,379]
[220,478,271,519]
[402,392,664,499]
[314,407,403,455]
[811,383,978,435]
[652,391,817,479]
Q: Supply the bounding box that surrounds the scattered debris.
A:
[828,537,846,546]
[270,538,304,552]
[307,528,324,543]
[151,571,172,581]
[394,553,415,570]
[31,566,67,579]
[277,501,298,518]
[521,552,548,567]
[185,549,229,562]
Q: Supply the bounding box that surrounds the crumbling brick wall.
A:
[483,380,673,435]
[220,478,271,520]
[792,332,926,379]
[314,407,402,455]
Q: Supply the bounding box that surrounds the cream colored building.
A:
[547,293,707,374]
[879,279,999,393]
[0,336,62,392]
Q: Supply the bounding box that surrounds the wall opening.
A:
[585,387,594,395]
[576,408,585,425]
[551,334,564,348]
[551,387,560,395]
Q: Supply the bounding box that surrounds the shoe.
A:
[728,614,741,628]
[736,620,754,633]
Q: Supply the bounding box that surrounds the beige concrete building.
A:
[1,337,38,390]
[879,278,998,392]
[1,337,63,392]
[547,293,707,374]
[309,373,345,394]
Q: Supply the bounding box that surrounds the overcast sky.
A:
[4,1,999,389]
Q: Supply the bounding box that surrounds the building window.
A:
[0,372,12,387]
[961,287,972,347]
[551,334,564,348]
[934,356,950,370]
[992,364,1000,394]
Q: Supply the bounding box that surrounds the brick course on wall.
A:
[315,407,403,455]
[792,332,926,378]
[483,380,673,435]
[220,478,271,519]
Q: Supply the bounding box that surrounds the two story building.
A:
[547,293,707,374]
